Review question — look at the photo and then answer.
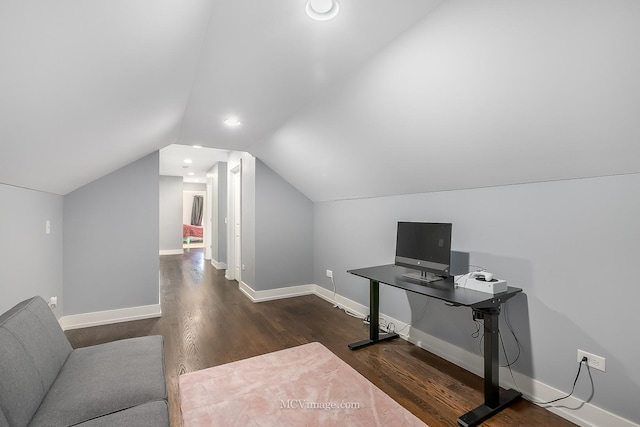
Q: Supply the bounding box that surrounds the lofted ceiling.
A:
[0,0,214,195]
[251,0,640,201]
[2,1,640,201]
[0,0,442,195]
[159,144,228,184]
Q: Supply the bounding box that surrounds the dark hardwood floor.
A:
[65,249,575,427]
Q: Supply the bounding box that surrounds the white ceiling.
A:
[0,0,214,195]
[2,1,640,201]
[252,0,640,201]
[177,0,443,152]
[159,144,228,184]
[0,0,442,195]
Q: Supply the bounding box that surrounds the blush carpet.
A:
[179,342,427,426]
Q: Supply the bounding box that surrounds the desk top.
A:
[348,264,522,309]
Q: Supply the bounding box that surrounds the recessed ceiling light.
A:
[306,0,339,21]
[193,145,202,149]
[224,117,242,127]
[188,172,195,176]
[184,159,192,164]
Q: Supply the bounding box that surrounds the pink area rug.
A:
[179,342,427,426]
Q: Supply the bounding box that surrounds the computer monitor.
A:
[394,221,452,283]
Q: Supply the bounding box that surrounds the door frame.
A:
[226,162,242,282]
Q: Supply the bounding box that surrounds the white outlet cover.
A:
[577,349,606,372]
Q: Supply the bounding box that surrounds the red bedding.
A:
[183,224,203,238]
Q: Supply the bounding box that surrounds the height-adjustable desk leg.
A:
[458,307,521,426]
[348,280,398,350]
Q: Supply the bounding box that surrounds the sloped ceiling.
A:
[0,0,442,195]
[251,0,640,201]
[0,0,214,195]
[159,144,228,183]
[2,1,639,200]
[177,0,444,152]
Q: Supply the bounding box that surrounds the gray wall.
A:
[183,183,206,191]
[0,184,63,316]
[63,152,160,315]
[255,160,313,291]
[159,175,184,252]
[314,173,640,424]
[210,162,227,265]
[226,154,313,291]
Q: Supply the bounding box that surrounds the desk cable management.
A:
[477,301,595,407]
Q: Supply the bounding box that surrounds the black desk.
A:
[348,264,522,427]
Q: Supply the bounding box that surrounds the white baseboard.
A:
[59,304,162,331]
[159,249,183,256]
[312,285,412,338]
[407,327,637,427]
[239,281,316,303]
[211,259,227,270]
[237,282,637,427]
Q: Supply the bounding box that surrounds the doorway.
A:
[183,190,206,250]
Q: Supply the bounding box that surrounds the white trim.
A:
[235,282,638,427]
[211,259,227,270]
[159,249,183,256]
[58,304,162,331]
[239,281,316,303]
[312,285,412,338]
[406,327,638,427]
[228,162,242,283]
[236,282,412,337]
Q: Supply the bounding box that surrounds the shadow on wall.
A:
[406,252,535,394]
[406,251,638,424]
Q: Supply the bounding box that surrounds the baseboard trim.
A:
[312,285,412,338]
[239,281,316,303]
[59,304,162,331]
[159,249,183,256]
[211,259,227,270]
[407,327,637,427]
[236,281,637,427]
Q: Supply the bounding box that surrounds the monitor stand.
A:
[402,271,443,283]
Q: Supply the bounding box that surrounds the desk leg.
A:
[458,308,521,427]
[348,280,398,350]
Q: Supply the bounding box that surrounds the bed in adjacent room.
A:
[183,224,203,244]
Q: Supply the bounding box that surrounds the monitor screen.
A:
[395,222,452,277]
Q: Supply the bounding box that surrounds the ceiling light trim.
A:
[306,0,339,21]
[224,117,242,127]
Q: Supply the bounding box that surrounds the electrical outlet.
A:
[577,349,606,372]
[326,270,333,278]
[48,296,57,309]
